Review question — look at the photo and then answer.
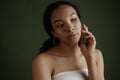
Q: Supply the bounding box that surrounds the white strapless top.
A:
[52,68,88,80]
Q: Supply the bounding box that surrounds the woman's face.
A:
[51,5,82,44]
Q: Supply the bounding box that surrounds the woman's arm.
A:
[96,49,104,80]
[32,53,53,80]
[79,24,104,80]
[85,49,104,80]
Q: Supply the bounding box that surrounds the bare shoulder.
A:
[95,49,103,57]
[32,52,54,80]
[32,52,54,69]
[32,52,51,62]
[95,49,104,62]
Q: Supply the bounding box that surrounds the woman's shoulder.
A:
[95,49,103,56]
[32,51,55,79]
[95,48,104,61]
[32,51,54,64]
[32,51,54,73]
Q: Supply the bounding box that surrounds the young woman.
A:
[32,1,104,80]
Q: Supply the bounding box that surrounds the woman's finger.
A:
[81,30,93,36]
[81,30,96,44]
[83,24,88,31]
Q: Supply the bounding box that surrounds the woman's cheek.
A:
[76,24,81,31]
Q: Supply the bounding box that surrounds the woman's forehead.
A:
[51,5,77,21]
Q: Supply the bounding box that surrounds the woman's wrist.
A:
[84,50,96,63]
[84,49,95,57]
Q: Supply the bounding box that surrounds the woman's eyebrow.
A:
[53,12,76,24]
[54,19,62,24]
[69,12,76,17]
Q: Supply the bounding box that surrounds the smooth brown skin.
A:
[32,5,104,80]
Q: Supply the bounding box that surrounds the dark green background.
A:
[1,0,119,80]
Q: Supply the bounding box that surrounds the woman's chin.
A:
[67,39,80,46]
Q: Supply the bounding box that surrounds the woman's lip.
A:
[67,33,78,39]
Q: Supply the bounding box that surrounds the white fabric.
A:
[52,68,88,80]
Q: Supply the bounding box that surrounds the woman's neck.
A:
[53,43,82,57]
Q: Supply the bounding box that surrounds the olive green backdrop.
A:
[0,0,119,80]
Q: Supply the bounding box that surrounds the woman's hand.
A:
[79,24,96,58]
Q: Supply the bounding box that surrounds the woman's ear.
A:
[52,30,57,37]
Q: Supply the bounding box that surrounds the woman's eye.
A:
[57,24,64,28]
[71,18,77,23]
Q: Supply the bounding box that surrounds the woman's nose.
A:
[65,24,75,33]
